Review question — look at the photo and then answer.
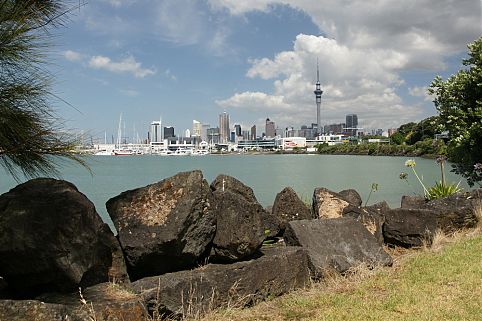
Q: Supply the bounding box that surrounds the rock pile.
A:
[0,172,479,320]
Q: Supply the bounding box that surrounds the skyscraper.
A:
[163,126,175,139]
[314,61,323,136]
[345,114,358,137]
[265,118,276,138]
[150,120,162,143]
[234,124,241,137]
[219,112,230,143]
[250,125,256,140]
[192,120,202,137]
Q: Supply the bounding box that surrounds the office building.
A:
[207,127,220,144]
[150,120,162,143]
[219,112,230,143]
[265,118,276,138]
[250,125,256,140]
[345,114,358,137]
[163,126,175,139]
[192,120,202,137]
[234,124,241,137]
[201,124,210,142]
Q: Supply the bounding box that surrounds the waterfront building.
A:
[201,124,210,142]
[324,123,345,135]
[207,127,220,145]
[219,112,230,143]
[192,120,202,137]
[185,129,191,138]
[316,134,348,145]
[276,137,307,150]
[163,126,175,139]
[150,120,162,143]
[265,118,276,138]
[250,125,256,140]
[345,114,358,137]
[237,139,276,150]
[234,124,241,137]
[314,61,324,136]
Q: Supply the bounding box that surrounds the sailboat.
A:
[112,113,135,156]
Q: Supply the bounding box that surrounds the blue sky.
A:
[51,0,481,142]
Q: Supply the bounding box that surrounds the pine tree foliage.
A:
[0,0,88,180]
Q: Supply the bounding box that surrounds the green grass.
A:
[198,231,482,321]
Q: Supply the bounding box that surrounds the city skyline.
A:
[51,1,480,140]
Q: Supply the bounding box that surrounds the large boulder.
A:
[339,189,363,207]
[131,247,310,319]
[283,218,392,278]
[312,187,351,219]
[400,191,480,232]
[382,208,437,248]
[211,174,280,240]
[0,178,127,298]
[272,187,314,231]
[106,170,217,280]
[343,204,386,244]
[210,190,267,262]
[210,174,258,203]
[0,283,147,321]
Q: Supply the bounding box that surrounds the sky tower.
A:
[314,61,323,135]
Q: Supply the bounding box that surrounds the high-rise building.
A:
[345,114,358,137]
[250,125,256,140]
[201,124,210,142]
[192,120,202,137]
[185,129,191,138]
[314,61,323,136]
[150,120,162,143]
[163,126,175,139]
[219,112,230,143]
[234,124,241,137]
[207,127,220,144]
[265,118,276,138]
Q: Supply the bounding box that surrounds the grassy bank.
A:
[196,229,482,321]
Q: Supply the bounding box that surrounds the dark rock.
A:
[0,178,127,299]
[106,170,217,280]
[383,208,437,248]
[342,205,385,244]
[283,218,392,278]
[272,187,314,231]
[37,283,147,321]
[339,189,362,206]
[425,191,480,232]
[365,201,391,214]
[401,195,426,209]
[401,191,480,232]
[0,300,70,321]
[0,283,147,321]
[210,190,267,262]
[312,187,351,219]
[131,247,310,319]
[210,174,258,203]
[265,205,273,214]
[261,211,282,238]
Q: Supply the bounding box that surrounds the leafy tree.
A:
[429,37,482,187]
[0,0,87,180]
[390,132,404,145]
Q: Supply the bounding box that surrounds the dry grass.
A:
[192,228,482,321]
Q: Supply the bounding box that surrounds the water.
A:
[0,155,470,231]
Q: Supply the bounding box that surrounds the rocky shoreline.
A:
[0,171,479,320]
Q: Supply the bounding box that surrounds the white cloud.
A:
[88,55,156,78]
[218,34,425,129]
[408,86,434,102]
[216,91,290,111]
[63,50,83,62]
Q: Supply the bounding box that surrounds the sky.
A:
[50,0,481,142]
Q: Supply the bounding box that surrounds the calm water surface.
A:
[0,155,470,231]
